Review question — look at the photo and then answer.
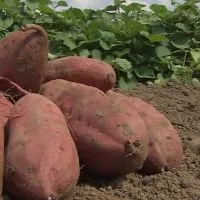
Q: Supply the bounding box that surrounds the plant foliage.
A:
[0,0,200,89]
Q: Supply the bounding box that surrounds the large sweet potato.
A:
[107,90,184,173]
[44,56,116,92]
[0,24,48,93]
[4,87,80,199]
[39,79,149,176]
[0,94,13,198]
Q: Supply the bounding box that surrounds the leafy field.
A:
[0,0,200,90]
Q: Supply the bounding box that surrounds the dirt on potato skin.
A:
[72,81,200,200]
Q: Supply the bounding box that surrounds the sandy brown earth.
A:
[72,81,200,200]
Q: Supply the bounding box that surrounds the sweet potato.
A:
[107,90,184,173]
[0,24,48,93]
[3,79,80,200]
[44,56,116,92]
[0,94,13,198]
[39,79,149,176]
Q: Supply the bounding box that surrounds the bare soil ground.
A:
[72,81,200,200]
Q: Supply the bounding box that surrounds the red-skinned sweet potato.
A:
[2,78,80,200]
[107,90,184,173]
[0,24,48,93]
[0,94,13,198]
[39,79,149,176]
[44,56,116,92]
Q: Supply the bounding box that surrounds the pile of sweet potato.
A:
[0,24,184,200]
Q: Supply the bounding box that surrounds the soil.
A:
[72,81,200,200]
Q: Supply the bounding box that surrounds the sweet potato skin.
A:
[39,79,149,176]
[107,90,184,173]
[44,56,116,92]
[4,93,80,200]
[0,24,48,93]
[0,94,13,198]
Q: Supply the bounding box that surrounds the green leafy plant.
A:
[0,0,200,90]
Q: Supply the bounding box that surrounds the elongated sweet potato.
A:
[3,79,80,200]
[39,79,149,176]
[107,90,184,173]
[44,56,116,92]
[0,94,13,198]
[0,24,48,93]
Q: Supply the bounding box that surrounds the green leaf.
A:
[150,4,168,17]
[140,15,161,24]
[76,40,89,47]
[171,65,193,83]
[104,5,118,12]
[67,8,85,19]
[26,2,40,10]
[127,71,133,80]
[77,33,88,41]
[112,48,130,57]
[113,58,132,72]
[156,46,171,58]
[154,73,168,86]
[151,25,166,34]
[121,3,146,12]
[87,20,104,39]
[190,49,200,64]
[100,40,110,50]
[35,15,53,23]
[63,37,77,50]
[91,49,102,59]
[171,41,190,50]
[56,1,68,7]
[104,55,115,64]
[101,12,113,21]
[22,18,34,25]
[134,66,156,79]
[119,77,136,91]
[192,38,200,44]
[0,17,13,30]
[140,31,150,38]
[147,34,168,42]
[175,23,191,32]
[79,49,90,57]
[125,19,148,36]
[99,30,115,43]
[171,33,191,49]
[48,52,57,60]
